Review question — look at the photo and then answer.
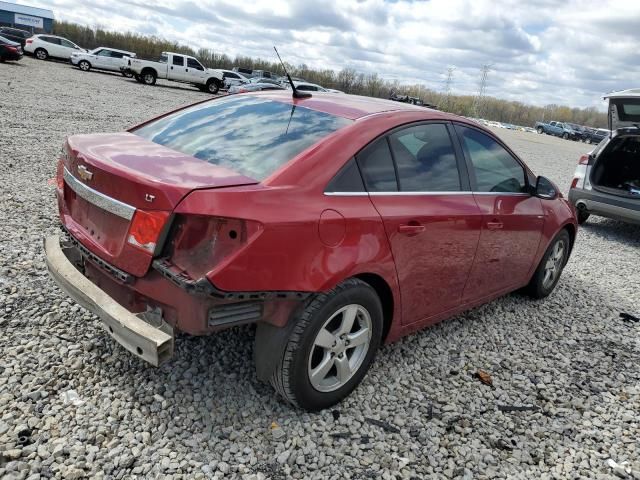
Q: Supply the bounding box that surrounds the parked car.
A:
[232,66,254,76]
[0,35,23,62]
[218,69,249,89]
[293,81,329,92]
[45,91,577,410]
[0,27,31,47]
[534,120,580,140]
[24,34,85,60]
[569,88,640,225]
[582,127,609,145]
[228,80,285,94]
[70,47,136,76]
[128,52,224,93]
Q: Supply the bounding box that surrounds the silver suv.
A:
[568,89,640,225]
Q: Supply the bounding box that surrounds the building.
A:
[0,1,54,34]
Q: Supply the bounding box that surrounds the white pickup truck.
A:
[128,51,224,94]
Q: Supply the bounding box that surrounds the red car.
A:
[45,92,577,410]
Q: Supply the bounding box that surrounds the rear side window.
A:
[356,138,398,192]
[172,56,184,66]
[134,96,352,181]
[325,159,365,193]
[456,126,527,193]
[389,123,461,191]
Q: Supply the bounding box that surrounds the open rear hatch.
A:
[60,132,257,276]
[591,90,640,198]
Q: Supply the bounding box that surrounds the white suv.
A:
[25,34,84,60]
[71,47,136,76]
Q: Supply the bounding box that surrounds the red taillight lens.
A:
[6,46,17,52]
[127,210,170,254]
[26,39,33,44]
[578,154,589,165]
[571,177,579,189]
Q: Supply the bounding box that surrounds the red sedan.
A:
[45,91,577,410]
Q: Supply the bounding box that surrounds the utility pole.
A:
[443,67,455,111]
[472,63,492,118]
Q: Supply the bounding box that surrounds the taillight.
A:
[26,39,33,44]
[167,215,262,279]
[571,155,590,189]
[127,210,171,254]
[6,46,17,52]
[578,154,590,165]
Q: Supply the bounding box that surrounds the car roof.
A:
[252,90,448,121]
[604,88,640,99]
[95,47,134,54]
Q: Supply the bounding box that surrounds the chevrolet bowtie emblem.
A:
[77,165,94,181]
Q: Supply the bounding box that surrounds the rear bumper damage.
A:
[44,235,174,366]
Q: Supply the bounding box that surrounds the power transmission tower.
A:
[472,63,492,118]
[443,67,455,111]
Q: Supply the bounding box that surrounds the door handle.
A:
[486,220,504,230]
[398,224,425,235]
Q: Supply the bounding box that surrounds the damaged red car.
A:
[45,91,577,410]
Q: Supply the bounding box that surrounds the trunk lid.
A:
[61,132,257,276]
[604,89,640,131]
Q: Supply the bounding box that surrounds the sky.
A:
[12,0,640,109]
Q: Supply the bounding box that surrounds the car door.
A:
[92,48,108,69]
[41,36,62,57]
[454,124,544,301]
[358,122,483,326]
[59,38,80,59]
[186,57,206,83]
[169,55,186,81]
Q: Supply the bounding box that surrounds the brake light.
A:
[6,46,17,52]
[26,39,33,44]
[578,154,590,165]
[127,210,170,254]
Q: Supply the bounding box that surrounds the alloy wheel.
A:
[144,74,154,84]
[307,304,372,393]
[542,239,566,289]
[36,50,46,60]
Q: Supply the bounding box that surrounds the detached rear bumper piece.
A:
[44,235,174,366]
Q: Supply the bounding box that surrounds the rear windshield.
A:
[133,96,352,180]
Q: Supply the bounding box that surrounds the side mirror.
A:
[535,176,558,200]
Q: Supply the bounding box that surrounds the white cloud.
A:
[15,0,640,108]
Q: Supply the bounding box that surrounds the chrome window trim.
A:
[324,191,530,197]
[63,167,135,220]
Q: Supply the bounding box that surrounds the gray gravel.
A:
[1,57,639,479]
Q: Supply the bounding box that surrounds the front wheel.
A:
[269,278,383,411]
[206,79,220,94]
[525,230,570,299]
[562,132,569,140]
[78,60,90,72]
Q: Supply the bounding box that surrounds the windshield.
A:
[133,96,352,180]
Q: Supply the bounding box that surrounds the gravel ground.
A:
[1,57,639,480]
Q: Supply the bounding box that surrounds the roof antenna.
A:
[274,46,311,99]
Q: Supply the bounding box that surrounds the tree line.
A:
[52,20,608,128]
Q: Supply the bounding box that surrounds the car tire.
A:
[134,74,143,83]
[78,60,91,72]
[142,70,156,85]
[34,48,48,60]
[270,278,383,411]
[577,210,590,225]
[525,229,571,299]
[537,127,544,134]
[562,132,569,140]
[206,79,220,94]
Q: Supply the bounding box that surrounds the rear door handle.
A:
[487,221,504,230]
[398,224,425,235]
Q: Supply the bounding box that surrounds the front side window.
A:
[388,123,461,192]
[134,96,352,181]
[456,126,527,193]
[187,58,204,70]
[355,137,398,192]
[172,55,184,66]
[97,49,110,56]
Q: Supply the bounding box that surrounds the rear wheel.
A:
[269,278,383,411]
[142,70,156,85]
[34,48,48,60]
[562,132,569,140]
[78,60,91,72]
[537,127,544,134]
[525,230,570,299]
